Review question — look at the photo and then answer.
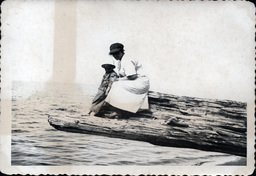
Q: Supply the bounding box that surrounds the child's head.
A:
[101,64,115,73]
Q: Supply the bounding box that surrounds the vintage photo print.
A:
[1,0,255,175]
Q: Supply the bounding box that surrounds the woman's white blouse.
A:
[114,59,137,77]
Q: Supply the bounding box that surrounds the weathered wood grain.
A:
[48,91,246,157]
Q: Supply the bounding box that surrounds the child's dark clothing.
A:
[90,71,118,115]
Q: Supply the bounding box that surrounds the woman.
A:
[104,43,150,116]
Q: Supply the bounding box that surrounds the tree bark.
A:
[48,91,246,157]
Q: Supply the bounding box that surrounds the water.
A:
[11,81,245,166]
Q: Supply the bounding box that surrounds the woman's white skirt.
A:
[105,76,150,113]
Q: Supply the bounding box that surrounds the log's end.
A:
[48,115,68,129]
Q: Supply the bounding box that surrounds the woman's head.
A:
[109,43,125,60]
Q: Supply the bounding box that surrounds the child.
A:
[88,63,119,116]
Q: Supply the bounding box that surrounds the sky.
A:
[2,0,255,102]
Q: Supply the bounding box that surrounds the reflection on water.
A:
[11,81,245,166]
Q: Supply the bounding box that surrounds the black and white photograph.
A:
[1,0,255,175]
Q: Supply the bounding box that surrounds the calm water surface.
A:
[11,81,245,166]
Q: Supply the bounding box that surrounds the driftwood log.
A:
[48,91,247,157]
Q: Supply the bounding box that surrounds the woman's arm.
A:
[127,74,138,80]
[117,74,137,81]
